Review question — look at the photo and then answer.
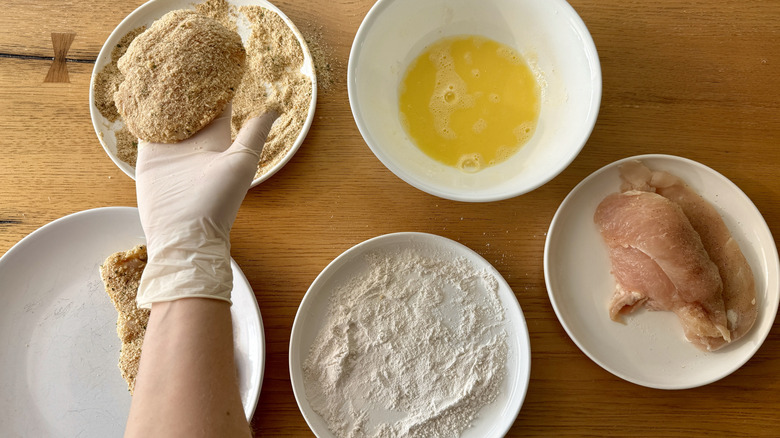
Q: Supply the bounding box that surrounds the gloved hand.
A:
[135,104,278,309]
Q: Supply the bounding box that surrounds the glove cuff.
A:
[136,221,233,309]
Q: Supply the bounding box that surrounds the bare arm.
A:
[125,298,250,438]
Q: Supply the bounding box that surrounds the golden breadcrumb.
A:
[195,0,238,32]
[114,126,138,166]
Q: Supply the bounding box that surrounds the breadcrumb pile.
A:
[232,5,313,177]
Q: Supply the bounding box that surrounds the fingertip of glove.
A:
[233,111,280,154]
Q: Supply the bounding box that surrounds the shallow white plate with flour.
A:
[544,154,780,389]
[89,0,317,188]
[290,232,531,437]
[0,207,265,436]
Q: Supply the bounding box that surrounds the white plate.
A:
[0,207,265,436]
[89,0,317,188]
[289,232,531,437]
[544,154,780,389]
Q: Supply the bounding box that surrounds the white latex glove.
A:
[135,104,278,309]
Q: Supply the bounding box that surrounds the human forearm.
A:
[125,298,250,438]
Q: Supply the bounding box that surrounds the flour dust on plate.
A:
[0,207,265,436]
[304,249,507,436]
[290,232,531,438]
[544,154,780,389]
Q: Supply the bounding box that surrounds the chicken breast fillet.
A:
[595,190,731,349]
[620,161,758,350]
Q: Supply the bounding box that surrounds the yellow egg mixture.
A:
[399,35,540,172]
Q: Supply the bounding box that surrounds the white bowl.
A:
[89,0,317,188]
[348,0,601,202]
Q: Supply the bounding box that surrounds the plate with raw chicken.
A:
[544,154,779,389]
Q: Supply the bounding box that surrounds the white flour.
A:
[303,249,508,438]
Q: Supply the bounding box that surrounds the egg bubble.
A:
[399,112,409,129]
[513,122,535,143]
[494,145,519,163]
[497,46,522,65]
[439,126,456,140]
[472,118,487,134]
[457,153,483,173]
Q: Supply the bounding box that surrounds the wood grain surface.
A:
[1,0,779,436]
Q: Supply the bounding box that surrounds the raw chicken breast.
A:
[595,190,731,349]
[620,161,758,350]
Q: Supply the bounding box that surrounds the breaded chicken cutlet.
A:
[114,9,245,143]
[100,245,149,394]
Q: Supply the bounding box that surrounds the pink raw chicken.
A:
[594,161,757,351]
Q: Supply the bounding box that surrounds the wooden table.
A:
[1,0,779,436]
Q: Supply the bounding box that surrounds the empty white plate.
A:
[0,207,264,436]
[544,154,779,389]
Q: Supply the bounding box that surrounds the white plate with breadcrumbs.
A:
[0,207,264,436]
[289,232,531,438]
[544,154,780,389]
[89,0,316,187]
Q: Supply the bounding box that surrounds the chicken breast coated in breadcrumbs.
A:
[100,245,149,394]
[115,10,245,143]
